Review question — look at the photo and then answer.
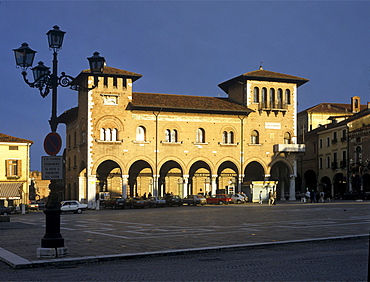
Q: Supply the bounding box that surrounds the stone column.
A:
[121,175,129,198]
[153,175,159,197]
[238,174,243,193]
[289,174,296,200]
[86,174,97,208]
[211,175,218,195]
[78,176,85,202]
[183,175,189,197]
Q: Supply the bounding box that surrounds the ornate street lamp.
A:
[13,25,105,258]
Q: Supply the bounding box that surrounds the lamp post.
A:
[13,25,105,258]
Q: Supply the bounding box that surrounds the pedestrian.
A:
[310,190,316,203]
[305,189,310,202]
[273,190,277,205]
[319,191,325,203]
[301,192,306,203]
[148,192,152,198]
[268,190,273,206]
[259,191,263,204]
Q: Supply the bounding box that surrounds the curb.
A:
[1,234,368,269]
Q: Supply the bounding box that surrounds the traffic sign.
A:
[42,156,63,180]
[44,132,62,156]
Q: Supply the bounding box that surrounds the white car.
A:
[60,200,87,214]
[228,194,247,204]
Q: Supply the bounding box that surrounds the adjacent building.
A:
[59,65,308,207]
[297,97,370,198]
[0,133,33,207]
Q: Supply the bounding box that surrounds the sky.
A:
[1,1,369,171]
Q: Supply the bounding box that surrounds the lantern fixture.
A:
[31,61,50,82]
[88,51,106,74]
[46,25,66,50]
[12,42,37,70]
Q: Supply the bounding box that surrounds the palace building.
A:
[59,64,308,207]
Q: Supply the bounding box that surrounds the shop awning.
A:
[0,182,23,199]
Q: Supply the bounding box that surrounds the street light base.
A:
[37,247,68,258]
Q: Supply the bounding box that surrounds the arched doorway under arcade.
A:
[303,170,317,192]
[189,161,212,196]
[128,160,153,197]
[96,160,123,199]
[243,161,265,199]
[159,161,183,197]
[217,161,239,195]
[270,161,292,200]
[333,173,345,198]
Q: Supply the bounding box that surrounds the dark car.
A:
[165,195,183,206]
[148,196,166,208]
[0,205,13,215]
[342,191,362,200]
[101,198,127,209]
[126,197,149,209]
[182,195,206,206]
[206,194,232,205]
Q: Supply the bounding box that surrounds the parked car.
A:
[206,194,232,205]
[182,195,206,206]
[342,191,370,200]
[148,196,166,207]
[165,195,183,206]
[28,201,39,211]
[101,198,127,209]
[126,197,149,209]
[60,200,88,214]
[0,205,13,215]
[228,194,246,204]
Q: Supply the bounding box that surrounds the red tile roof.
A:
[73,66,142,85]
[0,133,33,144]
[300,103,367,114]
[131,92,253,114]
[218,68,309,93]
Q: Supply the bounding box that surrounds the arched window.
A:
[165,129,178,142]
[251,130,259,144]
[355,146,362,163]
[269,88,275,108]
[106,128,112,141]
[222,131,227,143]
[165,129,171,142]
[285,89,291,105]
[100,128,105,141]
[284,132,291,144]
[229,131,234,144]
[171,130,178,142]
[111,128,117,141]
[136,126,146,142]
[196,128,205,143]
[253,87,259,103]
[262,88,267,108]
[277,88,283,108]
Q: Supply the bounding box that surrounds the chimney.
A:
[351,96,360,113]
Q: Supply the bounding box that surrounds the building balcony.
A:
[273,144,305,153]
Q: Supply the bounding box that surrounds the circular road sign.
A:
[44,132,62,156]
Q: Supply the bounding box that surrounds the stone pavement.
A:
[0,200,369,268]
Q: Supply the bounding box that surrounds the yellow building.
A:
[298,96,366,133]
[59,65,308,207]
[29,171,51,201]
[0,133,33,207]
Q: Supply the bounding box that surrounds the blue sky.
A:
[1,1,369,171]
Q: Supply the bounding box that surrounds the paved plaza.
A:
[0,200,369,270]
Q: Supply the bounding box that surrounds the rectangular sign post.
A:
[42,156,63,180]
